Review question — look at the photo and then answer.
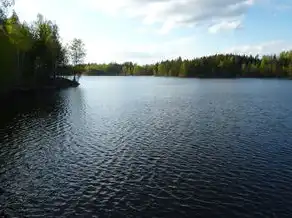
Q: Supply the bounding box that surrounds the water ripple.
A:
[1,78,292,217]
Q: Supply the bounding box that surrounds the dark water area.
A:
[1,77,292,217]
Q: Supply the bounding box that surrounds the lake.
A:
[1,77,292,217]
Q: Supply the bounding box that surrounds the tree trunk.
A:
[73,68,76,81]
[52,58,56,80]
[21,52,25,81]
[16,49,20,85]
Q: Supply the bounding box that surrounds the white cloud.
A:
[88,0,254,33]
[225,40,292,56]
[208,20,243,33]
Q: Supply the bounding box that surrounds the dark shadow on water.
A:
[0,90,63,129]
[0,88,88,149]
[1,87,86,138]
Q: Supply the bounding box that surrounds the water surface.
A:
[1,77,292,217]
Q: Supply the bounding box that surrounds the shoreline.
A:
[81,74,292,79]
[0,77,80,99]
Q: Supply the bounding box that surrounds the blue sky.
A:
[14,0,292,64]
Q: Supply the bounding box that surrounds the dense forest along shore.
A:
[83,53,292,78]
[0,1,85,96]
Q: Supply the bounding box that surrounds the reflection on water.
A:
[1,77,292,217]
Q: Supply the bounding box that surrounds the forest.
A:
[84,52,292,78]
[0,0,86,94]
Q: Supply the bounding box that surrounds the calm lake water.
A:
[1,77,292,217]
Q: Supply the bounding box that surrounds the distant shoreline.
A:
[81,74,292,79]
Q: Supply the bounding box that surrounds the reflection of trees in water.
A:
[1,87,86,134]
[1,91,60,125]
[65,87,86,127]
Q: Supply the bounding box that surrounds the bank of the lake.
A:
[0,77,80,98]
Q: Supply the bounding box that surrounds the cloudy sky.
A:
[14,0,292,64]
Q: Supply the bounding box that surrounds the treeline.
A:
[84,52,292,78]
[0,0,86,93]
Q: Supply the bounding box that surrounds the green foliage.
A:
[83,52,292,78]
[0,5,86,92]
[69,38,86,66]
[68,38,86,81]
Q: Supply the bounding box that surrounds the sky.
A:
[13,0,292,64]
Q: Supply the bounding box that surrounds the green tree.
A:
[179,62,187,77]
[69,38,86,81]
